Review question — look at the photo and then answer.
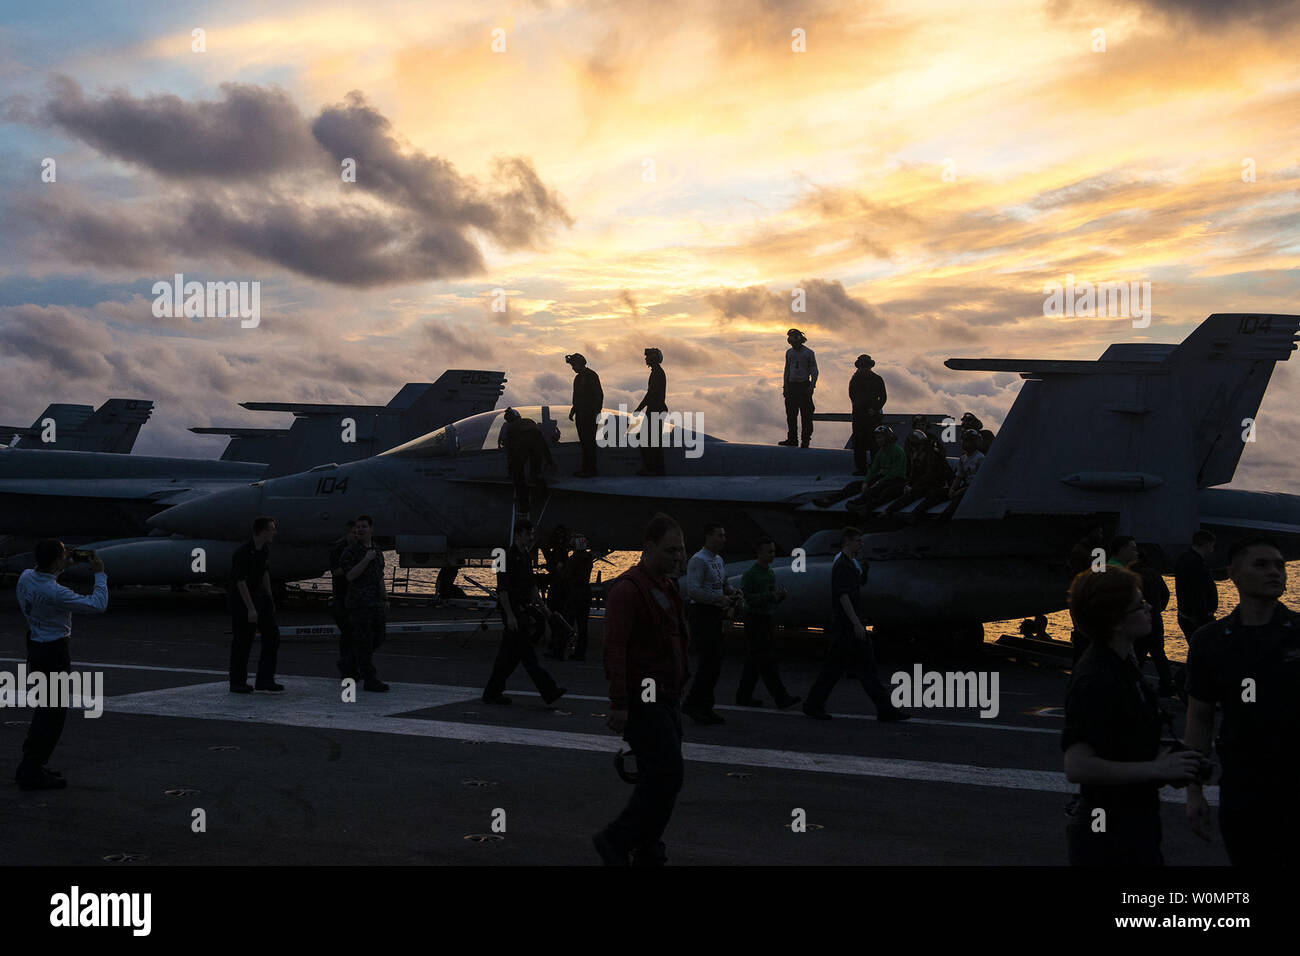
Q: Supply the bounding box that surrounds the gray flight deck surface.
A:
[0,590,1223,866]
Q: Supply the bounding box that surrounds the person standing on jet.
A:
[849,355,886,475]
[566,353,604,477]
[13,540,108,790]
[563,532,595,661]
[229,516,283,694]
[736,536,801,709]
[683,523,740,725]
[502,408,553,512]
[330,519,358,680]
[483,519,567,707]
[338,514,389,692]
[594,512,690,866]
[1175,530,1218,644]
[779,329,818,448]
[635,347,668,476]
[1184,536,1298,866]
[802,527,908,722]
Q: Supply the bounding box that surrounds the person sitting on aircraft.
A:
[849,355,886,475]
[941,429,985,516]
[1062,568,1203,865]
[847,426,906,513]
[884,429,954,516]
[960,412,995,454]
[635,347,668,476]
[501,408,553,512]
[566,353,604,477]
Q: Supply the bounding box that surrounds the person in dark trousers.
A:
[1184,536,1298,866]
[329,519,358,680]
[13,539,108,790]
[483,519,566,706]
[736,536,801,709]
[849,354,886,475]
[542,525,569,658]
[594,512,690,866]
[682,523,740,725]
[1062,568,1202,865]
[1175,529,1218,643]
[847,425,906,512]
[338,514,390,692]
[635,347,668,475]
[563,532,595,661]
[566,353,604,477]
[1131,549,1173,694]
[501,408,554,512]
[229,516,283,693]
[779,329,818,448]
[803,527,909,721]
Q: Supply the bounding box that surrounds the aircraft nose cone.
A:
[148,483,264,538]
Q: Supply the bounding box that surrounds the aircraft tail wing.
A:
[7,400,152,452]
[189,426,289,463]
[945,314,1299,544]
[395,371,507,436]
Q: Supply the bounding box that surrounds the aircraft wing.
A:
[447,473,856,504]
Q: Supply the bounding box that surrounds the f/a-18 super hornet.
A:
[0,399,154,454]
[148,314,1300,644]
[0,371,506,581]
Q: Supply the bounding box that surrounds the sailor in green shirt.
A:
[736,537,801,709]
[849,425,907,512]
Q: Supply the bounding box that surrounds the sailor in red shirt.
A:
[593,512,690,865]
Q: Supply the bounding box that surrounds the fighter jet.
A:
[0,399,154,454]
[149,315,1300,644]
[0,371,506,583]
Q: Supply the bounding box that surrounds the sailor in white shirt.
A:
[780,328,818,448]
[683,524,739,724]
[13,539,108,790]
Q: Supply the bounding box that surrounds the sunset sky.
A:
[1,0,1298,489]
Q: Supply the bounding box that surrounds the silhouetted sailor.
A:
[736,536,800,709]
[635,347,668,475]
[847,425,905,512]
[483,519,566,707]
[1184,536,1298,866]
[802,527,908,722]
[960,412,994,454]
[563,532,595,661]
[338,514,389,692]
[594,512,690,866]
[779,329,818,448]
[566,353,604,477]
[942,429,984,516]
[229,516,282,693]
[13,539,107,790]
[1175,530,1218,643]
[682,523,740,725]
[329,519,358,680]
[501,407,553,512]
[849,355,886,475]
[1132,548,1173,695]
[884,429,953,515]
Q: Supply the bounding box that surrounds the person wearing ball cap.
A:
[849,354,887,475]
[565,352,604,477]
[779,329,818,448]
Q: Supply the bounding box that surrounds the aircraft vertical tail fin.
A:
[7,400,152,452]
[944,314,1298,546]
[396,371,507,438]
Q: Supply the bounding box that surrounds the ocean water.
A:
[311,555,1300,665]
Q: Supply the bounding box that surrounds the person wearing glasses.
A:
[1062,567,1203,865]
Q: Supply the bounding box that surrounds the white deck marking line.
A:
[102,678,1216,804]
[0,657,1062,736]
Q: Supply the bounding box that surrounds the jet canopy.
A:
[381,405,713,459]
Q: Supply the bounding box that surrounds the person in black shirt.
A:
[483,519,566,706]
[1062,568,1201,865]
[849,355,886,476]
[635,347,668,476]
[338,514,389,692]
[329,519,358,680]
[1175,529,1218,643]
[1184,536,1298,866]
[501,408,554,512]
[566,353,604,477]
[563,532,595,661]
[229,516,283,693]
[802,527,908,722]
[1132,549,1173,694]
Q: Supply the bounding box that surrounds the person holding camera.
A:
[682,522,740,725]
[1184,536,1298,865]
[338,514,390,692]
[1062,568,1204,865]
[13,540,108,790]
[482,519,566,707]
[229,516,283,694]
